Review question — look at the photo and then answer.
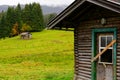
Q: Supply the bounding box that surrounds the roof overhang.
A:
[47,0,120,29]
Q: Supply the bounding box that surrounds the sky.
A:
[0,0,74,6]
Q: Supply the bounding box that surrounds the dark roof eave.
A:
[47,0,86,29]
[48,0,120,29]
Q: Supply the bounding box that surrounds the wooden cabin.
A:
[48,0,120,80]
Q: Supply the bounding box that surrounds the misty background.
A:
[0,5,67,15]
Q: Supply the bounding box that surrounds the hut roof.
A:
[20,32,30,36]
[47,0,120,29]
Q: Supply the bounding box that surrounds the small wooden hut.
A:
[20,32,32,39]
[48,0,120,80]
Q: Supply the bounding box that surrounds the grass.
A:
[0,30,74,80]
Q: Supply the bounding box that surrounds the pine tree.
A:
[0,15,8,39]
[6,7,16,37]
[31,3,44,31]
[14,4,22,33]
[22,3,44,32]
[22,4,32,28]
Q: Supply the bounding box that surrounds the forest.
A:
[0,3,57,39]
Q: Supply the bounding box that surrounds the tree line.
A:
[0,3,44,39]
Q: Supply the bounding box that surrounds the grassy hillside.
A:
[0,30,74,80]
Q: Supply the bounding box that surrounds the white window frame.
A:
[99,35,113,64]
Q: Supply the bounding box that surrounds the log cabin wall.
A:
[74,16,120,80]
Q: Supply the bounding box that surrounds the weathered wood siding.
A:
[74,27,92,80]
[74,17,120,80]
[117,27,120,80]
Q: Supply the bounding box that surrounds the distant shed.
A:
[20,32,32,39]
[48,0,120,80]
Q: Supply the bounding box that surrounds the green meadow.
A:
[0,30,74,80]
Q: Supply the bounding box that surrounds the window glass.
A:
[101,37,106,47]
[107,36,112,45]
[100,49,112,63]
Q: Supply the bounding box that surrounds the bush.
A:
[21,23,32,32]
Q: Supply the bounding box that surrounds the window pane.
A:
[101,37,106,47]
[107,36,112,45]
[100,49,112,63]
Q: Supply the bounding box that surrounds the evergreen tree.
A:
[6,7,16,37]
[0,15,8,39]
[22,4,33,28]
[31,3,44,31]
[22,3,44,32]
[14,4,22,33]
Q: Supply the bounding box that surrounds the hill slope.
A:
[0,30,74,80]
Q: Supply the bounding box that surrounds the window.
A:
[99,35,113,63]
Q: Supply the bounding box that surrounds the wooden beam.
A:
[91,40,116,62]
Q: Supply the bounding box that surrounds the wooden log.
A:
[79,64,91,68]
[78,67,91,72]
[79,61,91,65]
[117,56,120,59]
[76,76,90,80]
[79,58,91,61]
[78,70,91,74]
[117,77,120,80]
[78,73,91,78]
[78,52,91,54]
[78,56,91,59]
[78,50,92,53]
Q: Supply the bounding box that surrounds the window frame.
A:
[98,35,113,64]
